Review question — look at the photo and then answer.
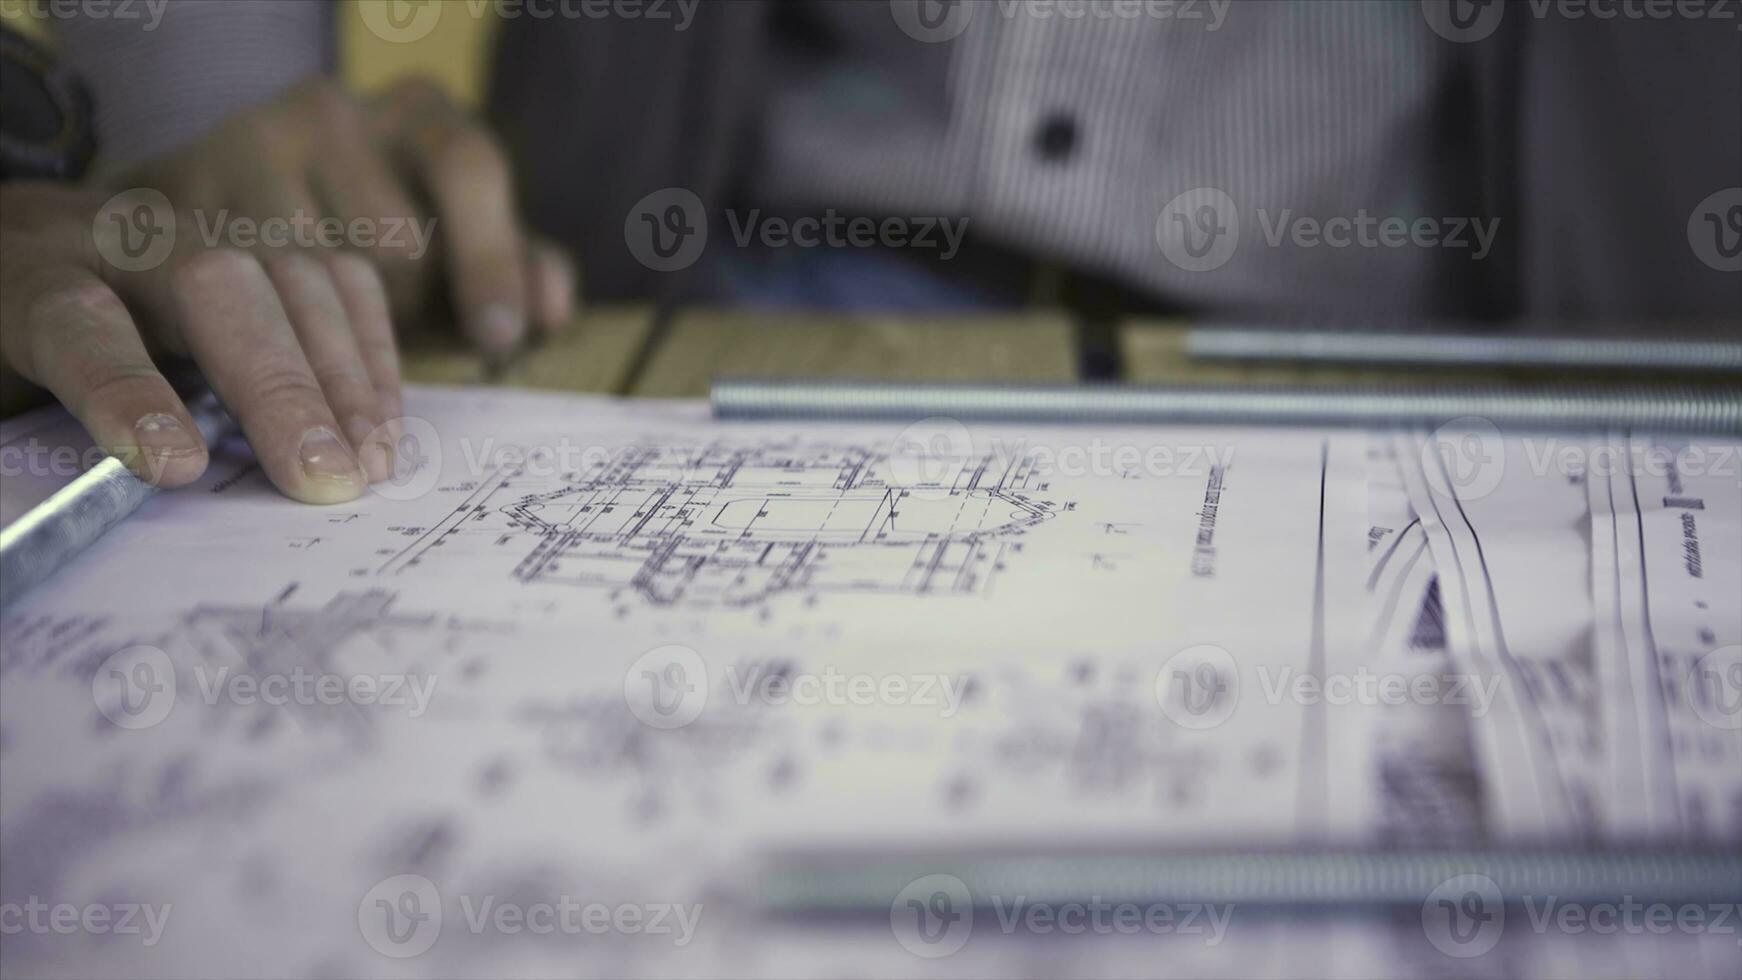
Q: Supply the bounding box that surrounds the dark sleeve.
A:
[1512,14,1741,323]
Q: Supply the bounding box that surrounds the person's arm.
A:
[55,0,574,353]
[57,0,334,177]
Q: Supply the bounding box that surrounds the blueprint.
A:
[0,387,1737,979]
[1398,425,1742,847]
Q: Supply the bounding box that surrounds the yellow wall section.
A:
[341,1,500,106]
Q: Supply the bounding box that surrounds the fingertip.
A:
[285,426,367,505]
[531,247,576,336]
[468,303,526,355]
[121,412,210,488]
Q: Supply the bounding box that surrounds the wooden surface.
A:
[629,310,1078,398]
[402,307,1080,398]
[1118,319,1523,386]
[401,305,654,393]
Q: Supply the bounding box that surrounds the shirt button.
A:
[1035,113,1078,163]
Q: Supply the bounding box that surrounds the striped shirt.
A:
[54,1,1484,318]
[748,1,1469,318]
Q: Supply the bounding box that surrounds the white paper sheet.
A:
[1,386,1385,978]
[1,387,1736,979]
[1398,424,1742,846]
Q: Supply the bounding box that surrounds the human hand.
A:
[0,181,403,504]
[123,76,576,355]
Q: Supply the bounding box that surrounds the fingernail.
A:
[131,413,205,485]
[344,416,394,485]
[297,427,365,501]
[474,304,524,353]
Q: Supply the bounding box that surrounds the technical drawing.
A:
[381,440,1067,609]
[182,587,438,677]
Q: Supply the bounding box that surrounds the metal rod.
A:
[0,394,232,613]
[1184,326,1742,373]
[755,848,1742,913]
[712,379,1742,435]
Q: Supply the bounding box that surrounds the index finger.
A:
[375,81,527,355]
[159,249,368,504]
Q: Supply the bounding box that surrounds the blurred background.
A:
[6,1,1737,394]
